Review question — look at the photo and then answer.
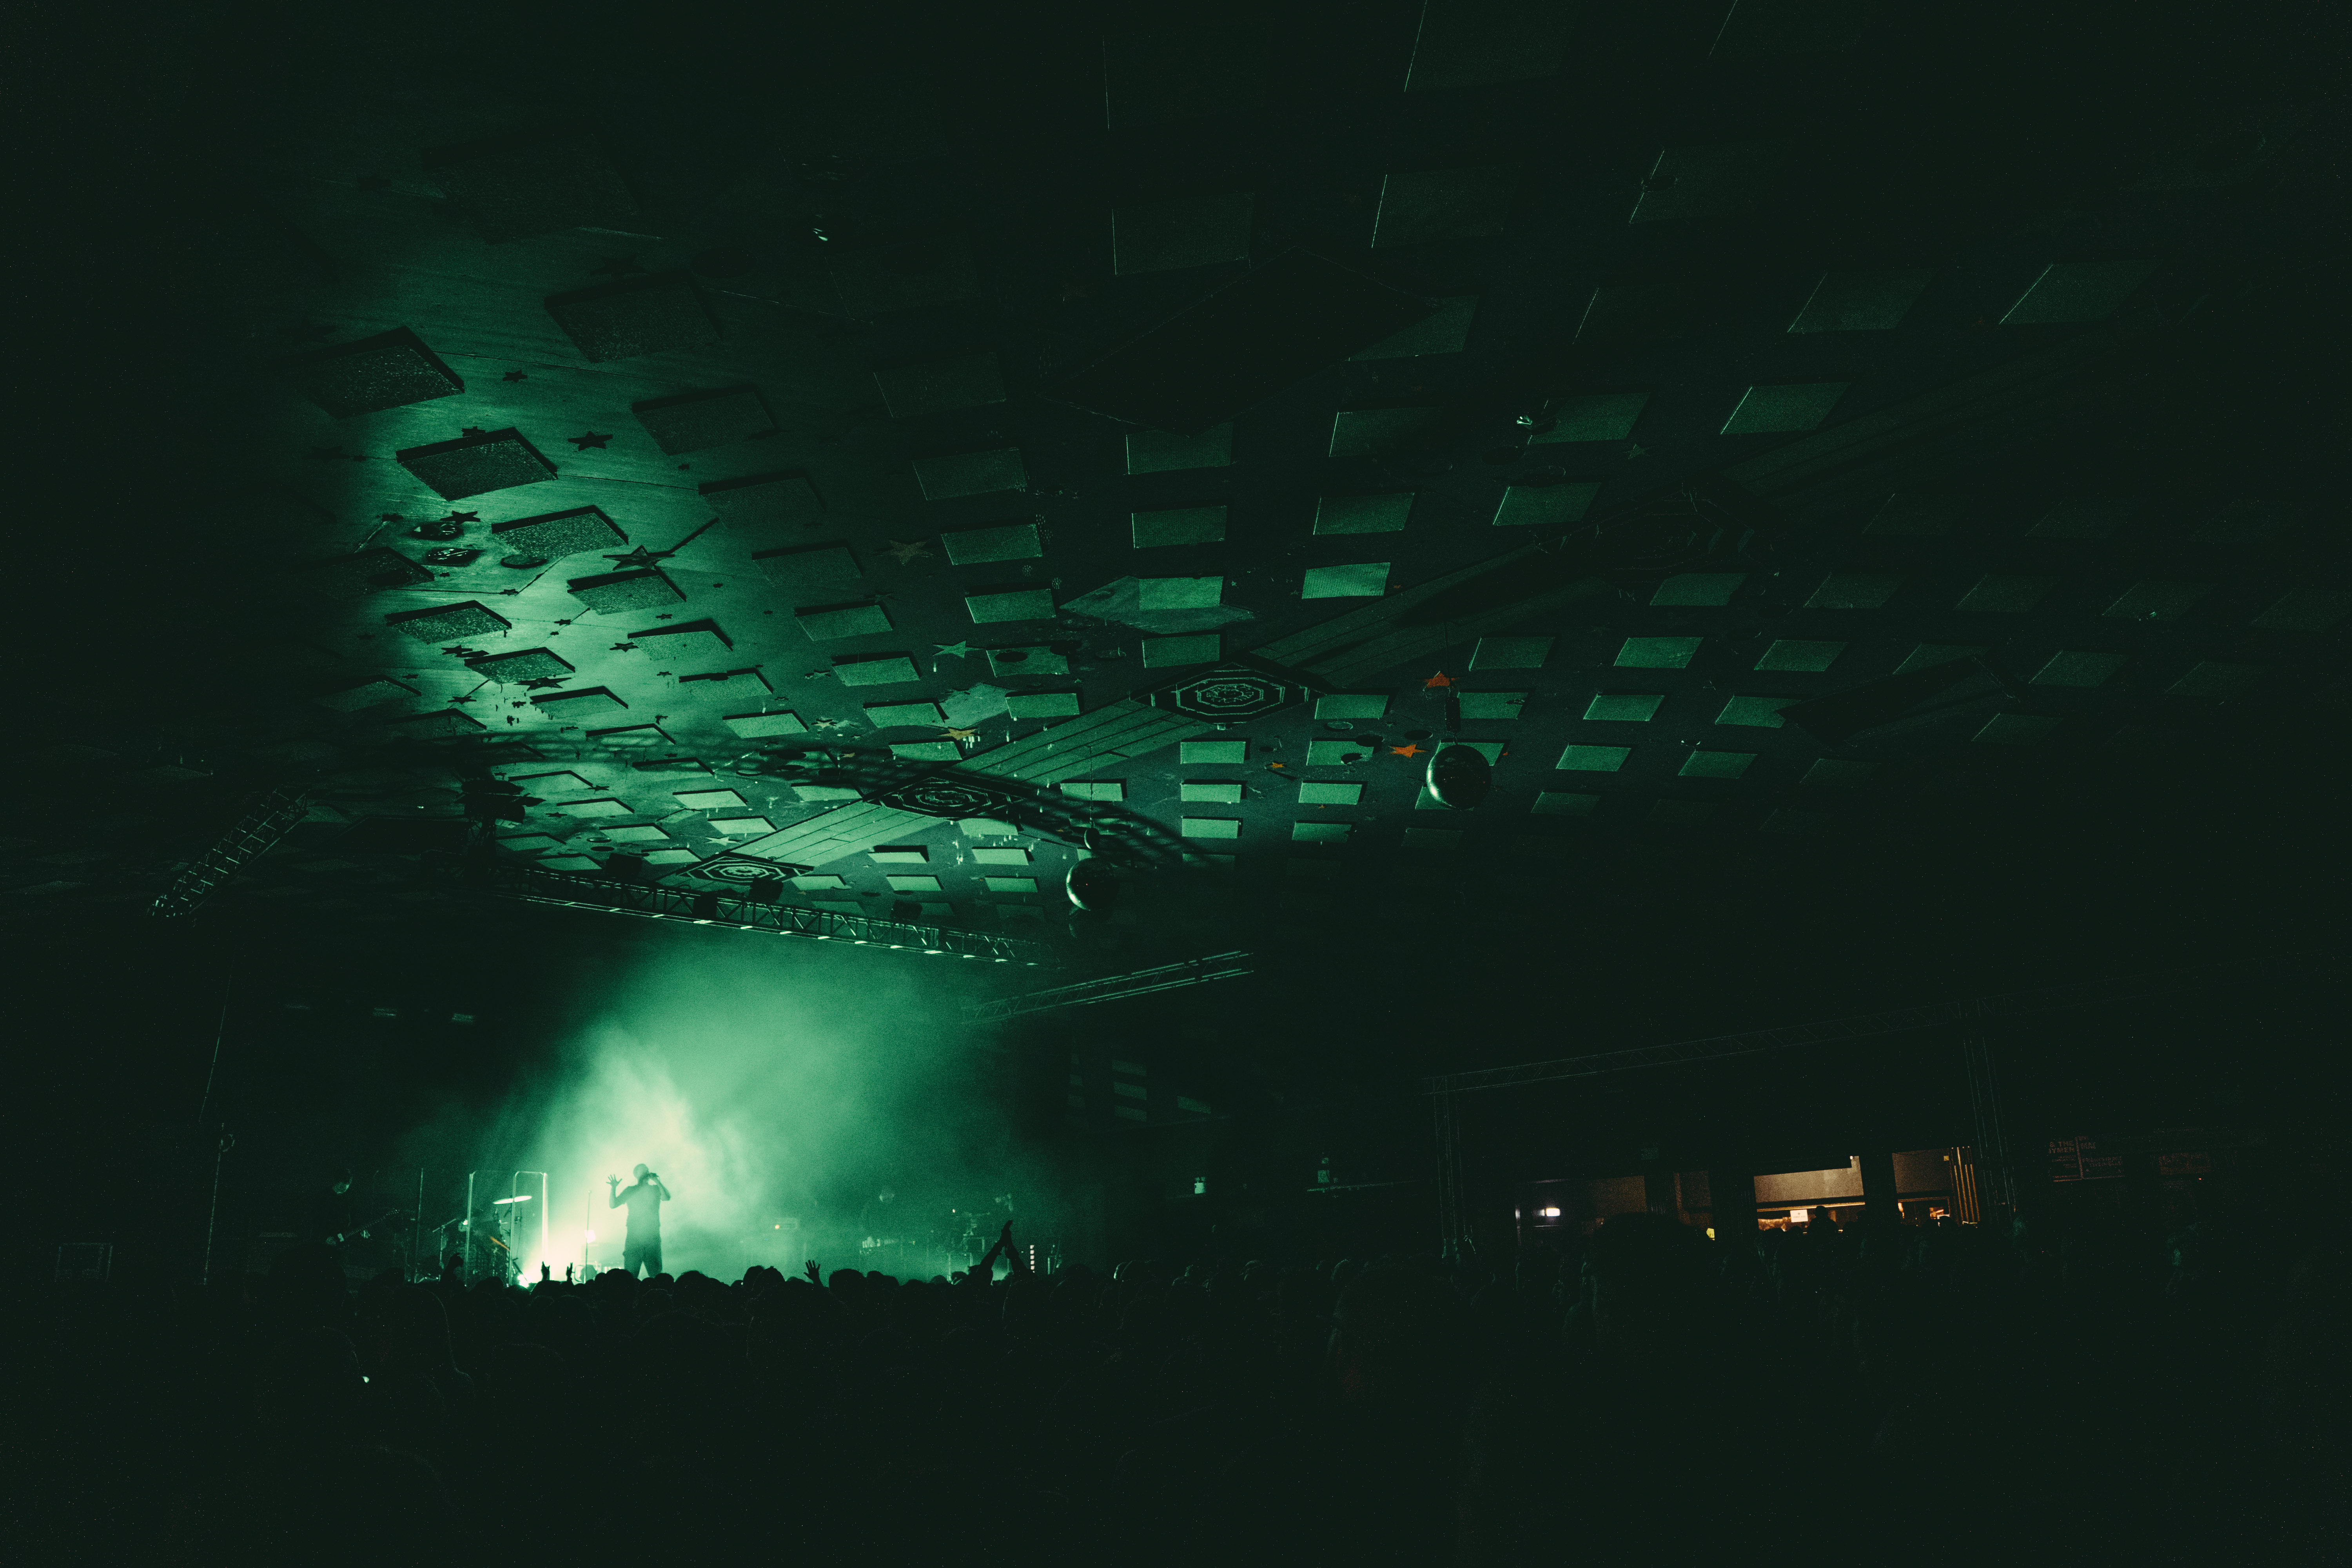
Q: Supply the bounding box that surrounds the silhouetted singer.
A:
[608,1163,672,1278]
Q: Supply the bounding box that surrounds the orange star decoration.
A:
[1390,743,1426,758]
[1423,671,1452,688]
[937,726,978,741]
[884,539,933,564]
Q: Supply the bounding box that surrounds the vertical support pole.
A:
[1963,1033,2014,1227]
[1707,1164,1756,1249]
[413,1169,425,1281]
[464,1171,477,1282]
[1432,1091,1468,1263]
[1860,1150,1900,1230]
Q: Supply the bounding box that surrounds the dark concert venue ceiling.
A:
[11,0,2347,1034]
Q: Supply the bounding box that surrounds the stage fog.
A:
[400,937,1060,1283]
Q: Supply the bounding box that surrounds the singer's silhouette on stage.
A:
[608,1163,672,1278]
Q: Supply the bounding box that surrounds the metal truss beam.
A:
[1422,953,2337,1096]
[150,786,314,920]
[461,864,1056,967]
[963,950,1252,1020]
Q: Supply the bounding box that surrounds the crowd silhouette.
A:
[25,1211,2345,1564]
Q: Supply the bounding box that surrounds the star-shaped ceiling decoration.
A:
[883,539,933,564]
[501,370,528,383]
[603,546,662,570]
[933,641,974,659]
[937,726,979,741]
[1423,671,1453,688]
[519,677,566,690]
[1390,743,1426,758]
[568,431,613,450]
[459,426,486,437]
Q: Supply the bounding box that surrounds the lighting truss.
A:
[149,786,314,920]
[962,950,1253,1021]
[461,862,1054,965]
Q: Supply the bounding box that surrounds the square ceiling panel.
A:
[1973,713,2061,744]
[1181,817,1242,839]
[1132,506,1228,547]
[1298,780,1363,807]
[674,789,745,810]
[942,521,1042,564]
[1584,692,1662,721]
[385,601,511,644]
[396,430,557,500]
[1652,573,1745,606]
[1471,636,1552,670]
[1007,691,1081,718]
[795,603,891,640]
[1292,820,1352,842]
[1531,791,1600,815]
[1630,143,1784,223]
[1531,391,1648,443]
[873,352,1005,417]
[544,272,720,361]
[2031,651,2128,687]
[986,646,1069,677]
[1143,633,1221,667]
[628,621,730,658]
[1715,695,1794,727]
[532,687,625,715]
[1316,693,1389,719]
[864,700,944,726]
[2105,581,2210,621]
[1895,643,1987,673]
[1405,0,1575,90]
[631,386,775,454]
[1754,639,1844,671]
[1138,577,1223,609]
[973,845,1031,865]
[467,647,572,684]
[1060,780,1125,801]
[567,569,682,614]
[755,543,861,593]
[1314,494,1414,535]
[1492,483,1597,527]
[1679,750,1755,779]
[886,874,942,893]
[1786,270,1933,332]
[1114,192,1254,274]
[2167,661,2261,699]
[1720,383,1847,434]
[1866,493,1965,537]
[1351,294,1479,358]
[965,589,1056,623]
[2250,589,2352,631]
[491,506,624,564]
[915,449,1027,500]
[421,125,637,241]
[1305,738,1377,764]
[836,654,920,686]
[702,470,823,529]
[2000,260,2160,324]
[1805,573,1903,609]
[1302,562,1390,598]
[1372,165,1518,248]
[1456,691,1525,720]
[1557,744,1631,771]
[892,742,960,760]
[1330,407,1441,457]
[709,817,773,837]
[1801,758,1877,786]
[1127,425,1234,473]
[1955,575,2058,613]
[1616,637,1700,669]
[283,328,463,418]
